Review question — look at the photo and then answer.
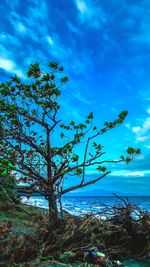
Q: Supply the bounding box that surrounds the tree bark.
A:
[48,192,58,223]
[46,126,57,223]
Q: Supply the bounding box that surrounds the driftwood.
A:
[0,197,150,266]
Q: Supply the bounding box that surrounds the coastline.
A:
[21,195,150,216]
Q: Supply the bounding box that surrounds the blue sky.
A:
[0,0,150,195]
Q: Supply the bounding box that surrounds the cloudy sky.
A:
[0,0,150,195]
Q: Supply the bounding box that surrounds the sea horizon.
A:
[22,195,150,216]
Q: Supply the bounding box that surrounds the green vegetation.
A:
[0,157,19,205]
[0,62,140,223]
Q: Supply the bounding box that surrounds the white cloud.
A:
[76,0,87,14]
[0,33,21,48]
[14,69,25,78]
[0,58,15,71]
[71,109,84,121]
[143,117,150,133]
[85,168,150,177]
[136,154,145,160]
[125,171,144,177]
[125,123,131,129]
[17,22,26,33]
[111,169,150,177]
[132,116,150,142]
[8,0,48,42]
[0,57,25,78]
[75,0,107,29]
[9,12,26,35]
[47,36,54,46]
[6,0,94,78]
[48,35,72,61]
[85,169,99,175]
[136,135,150,142]
[132,126,141,133]
[147,108,150,114]
[73,91,91,104]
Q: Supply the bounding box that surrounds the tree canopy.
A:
[0,61,140,221]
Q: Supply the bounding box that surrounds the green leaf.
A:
[126,147,135,155]
[87,112,93,119]
[60,132,65,138]
[72,154,79,162]
[61,76,68,83]
[97,166,106,172]
[50,74,55,80]
[135,148,141,154]
[27,62,41,78]
[49,61,58,69]
[40,255,53,261]
[70,121,75,126]
[75,168,82,176]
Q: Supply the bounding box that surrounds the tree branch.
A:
[55,171,111,199]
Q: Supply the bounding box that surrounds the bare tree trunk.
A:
[46,126,57,223]
[48,193,58,223]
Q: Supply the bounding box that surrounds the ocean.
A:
[22,195,150,215]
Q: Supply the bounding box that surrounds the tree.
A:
[0,62,140,222]
[0,157,18,203]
